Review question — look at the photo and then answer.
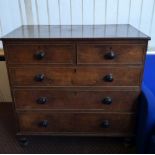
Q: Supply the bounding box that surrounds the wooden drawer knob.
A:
[35,51,45,60]
[37,97,48,104]
[35,74,45,82]
[100,120,110,128]
[102,97,112,105]
[104,51,116,59]
[38,120,48,127]
[104,74,113,82]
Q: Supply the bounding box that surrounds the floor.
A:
[0,102,136,154]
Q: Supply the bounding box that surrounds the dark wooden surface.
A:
[77,43,145,64]
[5,40,146,65]
[18,111,135,136]
[10,66,142,87]
[1,24,150,137]
[1,25,150,40]
[14,89,139,112]
[6,43,75,64]
[5,39,147,66]
[0,102,136,153]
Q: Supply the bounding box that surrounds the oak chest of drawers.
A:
[1,25,150,139]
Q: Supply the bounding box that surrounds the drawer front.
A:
[10,67,142,87]
[77,44,145,64]
[18,112,135,135]
[14,89,139,112]
[6,44,75,64]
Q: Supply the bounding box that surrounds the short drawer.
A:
[10,66,142,87]
[6,43,75,64]
[77,44,145,64]
[18,112,135,135]
[14,89,140,112]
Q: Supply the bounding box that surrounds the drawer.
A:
[18,112,135,135]
[14,89,140,112]
[6,43,75,64]
[77,44,145,64]
[10,66,142,87]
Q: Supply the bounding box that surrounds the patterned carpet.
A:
[0,103,136,153]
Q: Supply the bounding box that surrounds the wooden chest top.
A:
[1,24,150,40]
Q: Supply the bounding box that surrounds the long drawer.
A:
[18,112,135,136]
[14,89,140,112]
[77,43,145,64]
[6,43,75,64]
[10,66,142,87]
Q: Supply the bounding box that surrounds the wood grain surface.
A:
[18,111,135,136]
[14,89,140,112]
[9,66,142,87]
[1,25,150,40]
[0,25,149,137]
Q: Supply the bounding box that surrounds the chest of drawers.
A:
[1,25,150,138]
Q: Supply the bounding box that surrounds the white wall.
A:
[0,0,155,51]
